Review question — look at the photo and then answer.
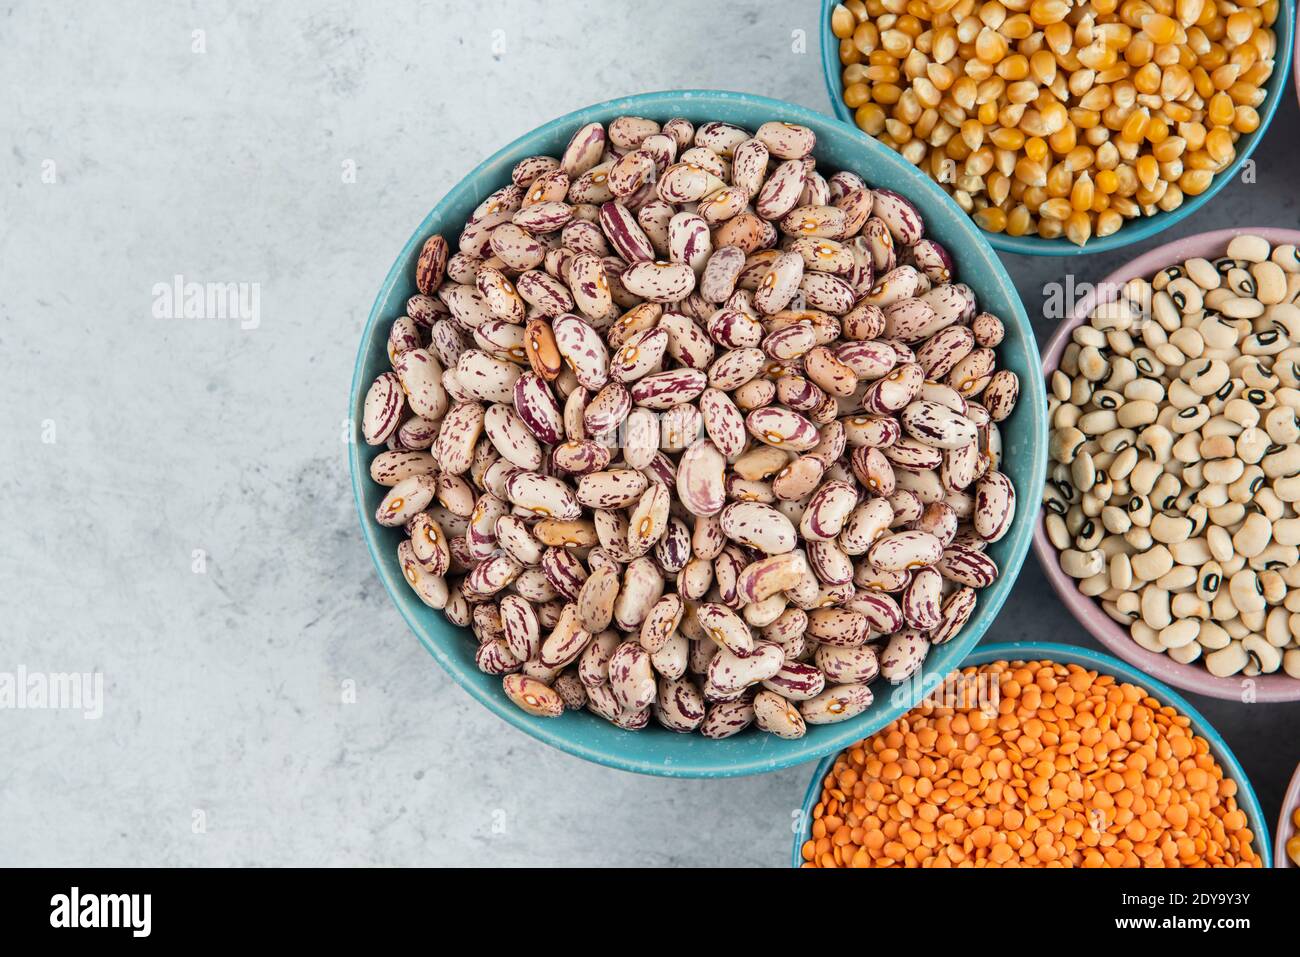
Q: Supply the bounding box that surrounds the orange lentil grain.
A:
[802,660,1259,868]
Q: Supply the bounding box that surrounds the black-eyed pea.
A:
[1228,568,1265,615]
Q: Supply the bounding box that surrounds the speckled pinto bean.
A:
[364,113,1020,734]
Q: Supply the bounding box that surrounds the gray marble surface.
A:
[2,0,1298,867]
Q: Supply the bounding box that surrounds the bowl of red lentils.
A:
[821,0,1295,255]
[793,641,1270,866]
[1277,760,1300,866]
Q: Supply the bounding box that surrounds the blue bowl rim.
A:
[790,640,1274,867]
[817,0,1297,257]
[348,88,1047,778]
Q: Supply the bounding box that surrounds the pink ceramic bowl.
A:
[1277,761,1300,867]
[1034,226,1300,703]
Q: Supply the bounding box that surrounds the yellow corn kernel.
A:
[1121,108,1151,143]
[1046,161,1073,196]
[832,3,856,38]
[973,206,1009,232]
[989,126,1026,150]
[866,64,901,83]
[1183,148,1219,171]
[1096,208,1124,237]
[1077,87,1111,112]
[840,38,863,65]
[873,82,904,104]
[1003,14,1035,40]
[1066,144,1095,170]
[1190,65,1215,99]
[896,14,925,37]
[897,90,925,123]
[966,145,995,176]
[998,103,1027,128]
[1204,126,1235,164]
[1152,135,1187,162]
[1021,135,1048,163]
[1040,101,1069,135]
[977,100,998,125]
[911,77,941,109]
[1037,217,1064,239]
[925,61,956,90]
[1157,183,1184,212]
[1225,11,1254,44]
[1142,14,1180,45]
[956,119,982,153]
[1163,101,1194,123]
[1029,50,1057,85]
[881,28,915,58]
[1079,41,1118,70]
[975,26,1008,62]
[1095,140,1120,169]
[1039,196,1072,220]
[1022,185,1047,211]
[932,25,959,62]
[1108,192,1138,219]
[1125,35,1155,69]
[844,81,872,109]
[1070,108,1102,129]
[1134,62,1162,94]
[1242,61,1273,88]
[1095,168,1120,193]
[915,107,939,139]
[1098,62,1132,83]
[1049,126,1079,156]
[997,54,1030,81]
[1030,0,1071,24]
[1071,172,1096,211]
[1135,154,1160,189]
[1043,21,1073,55]
[1233,105,1260,134]
[1211,62,1242,90]
[1014,156,1048,186]
[951,76,978,110]
[987,171,1012,205]
[853,22,880,54]
[856,103,888,135]
[1066,210,1093,246]
[1005,204,1033,235]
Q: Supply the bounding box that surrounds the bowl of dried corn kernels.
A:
[793,641,1270,867]
[822,0,1294,254]
[1277,761,1300,866]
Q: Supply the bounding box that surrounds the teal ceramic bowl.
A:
[791,641,1273,866]
[818,0,1296,257]
[348,89,1047,778]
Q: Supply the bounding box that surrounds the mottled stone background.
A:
[3,0,1297,865]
